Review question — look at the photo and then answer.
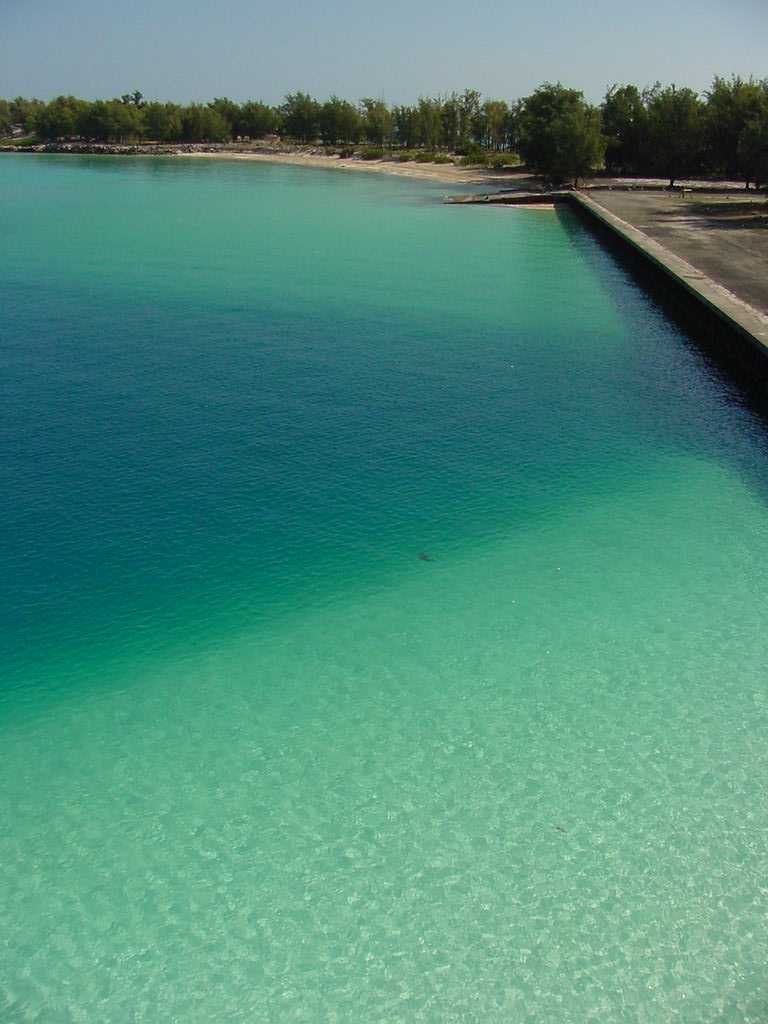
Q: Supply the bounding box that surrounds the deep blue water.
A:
[1,155,767,1022]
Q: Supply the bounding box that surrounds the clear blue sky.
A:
[1,0,765,105]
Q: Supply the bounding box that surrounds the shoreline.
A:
[0,141,530,187]
[2,142,757,193]
[178,149,521,186]
[5,141,765,366]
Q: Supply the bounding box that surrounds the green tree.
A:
[78,99,144,141]
[180,104,230,142]
[208,97,240,135]
[440,94,460,150]
[10,96,44,129]
[34,96,88,140]
[738,113,768,189]
[417,97,442,150]
[518,83,606,184]
[0,99,11,136]
[143,102,183,141]
[77,100,115,140]
[705,75,768,179]
[506,101,521,153]
[392,104,418,148]
[111,101,144,140]
[120,90,145,108]
[359,98,392,146]
[280,92,320,142]
[478,99,507,150]
[601,84,647,173]
[319,96,360,144]
[458,88,482,150]
[646,84,704,186]
[235,101,278,139]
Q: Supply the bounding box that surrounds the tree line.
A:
[1,76,767,188]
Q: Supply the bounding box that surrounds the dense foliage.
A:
[517,84,605,185]
[2,75,767,187]
[601,76,768,187]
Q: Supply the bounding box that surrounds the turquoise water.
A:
[1,155,767,1023]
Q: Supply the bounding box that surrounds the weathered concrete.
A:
[448,186,768,365]
[571,192,768,360]
[446,191,569,206]
[580,190,768,318]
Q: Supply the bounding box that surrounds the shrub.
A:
[5,135,40,147]
[485,153,509,169]
[338,146,356,158]
[360,146,385,160]
[432,154,454,164]
[414,151,436,162]
[396,151,415,162]
[458,145,487,166]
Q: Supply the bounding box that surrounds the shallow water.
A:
[1,155,767,1022]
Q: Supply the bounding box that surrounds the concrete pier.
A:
[445,191,570,206]
[571,192,768,359]
[449,187,768,369]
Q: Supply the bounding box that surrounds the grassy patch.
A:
[1,134,39,147]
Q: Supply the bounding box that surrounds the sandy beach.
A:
[180,147,530,187]
[0,138,536,186]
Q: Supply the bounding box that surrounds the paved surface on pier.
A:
[584,190,768,317]
[572,191,768,360]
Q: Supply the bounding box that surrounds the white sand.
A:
[180,148,532,187]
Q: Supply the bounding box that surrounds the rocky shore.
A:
[0,140,302,156]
